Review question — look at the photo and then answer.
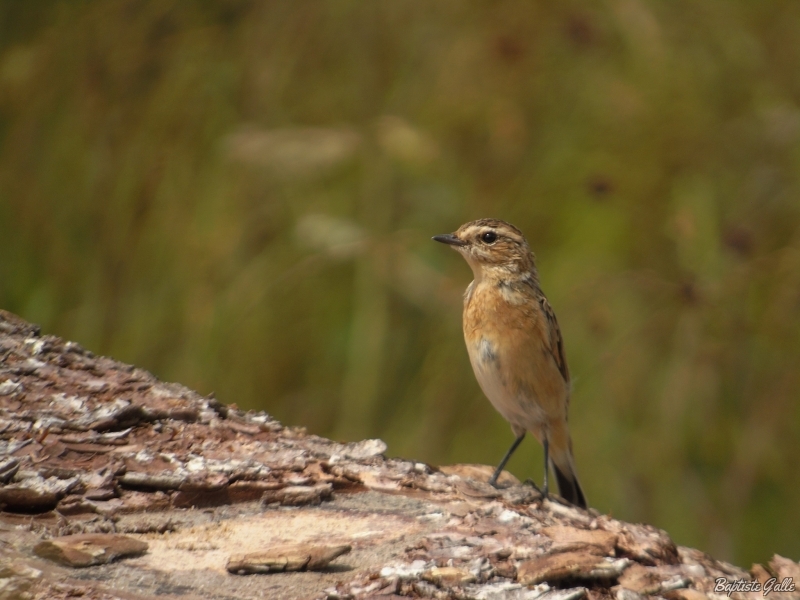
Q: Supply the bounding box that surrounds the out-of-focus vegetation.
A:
[1,0,799,566]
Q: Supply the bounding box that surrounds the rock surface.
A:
[0,309,797,600]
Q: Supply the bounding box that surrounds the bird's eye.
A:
[480,231,497,244]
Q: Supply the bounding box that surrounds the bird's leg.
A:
[489,433,525,488]
[542,437,549,498]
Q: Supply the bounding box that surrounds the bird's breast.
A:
[466,335,506,404]
[462,280,566,433]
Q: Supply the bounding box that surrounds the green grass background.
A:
[1,0,799,567]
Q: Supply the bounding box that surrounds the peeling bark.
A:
[0,310,796,600]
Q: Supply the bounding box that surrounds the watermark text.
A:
[714,577,796,597]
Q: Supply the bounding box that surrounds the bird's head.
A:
[433,218,537,281]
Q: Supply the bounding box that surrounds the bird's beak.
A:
[432,233,467,247]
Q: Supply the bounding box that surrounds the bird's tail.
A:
[549,424,587,509]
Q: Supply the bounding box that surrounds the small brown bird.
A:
[433,219,587,508]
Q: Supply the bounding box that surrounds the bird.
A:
[433,218,587,508]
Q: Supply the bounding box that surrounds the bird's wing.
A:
[538,296,570,385]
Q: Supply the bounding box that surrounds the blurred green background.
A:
[1,0,799,567]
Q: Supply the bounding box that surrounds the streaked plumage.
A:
[433,218,586,508]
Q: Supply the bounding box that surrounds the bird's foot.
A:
[523,478,546,497]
